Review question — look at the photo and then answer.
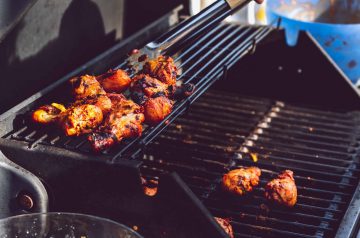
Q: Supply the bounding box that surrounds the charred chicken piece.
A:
[72,94,112,114]
[96,69,131,93]
[131,74,170,99]
[88,97,145,152]
[172,82,196,100]
[143,96,173,126]
[141,177,159,197]
[265,170,297,207]
[61,104,103,136]
[222,167,261,196]
[70,75,106,100]
[143,55,177,86]
[32,103,66,124]
[214,217,234,238]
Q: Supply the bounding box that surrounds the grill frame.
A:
[0,7,359,238]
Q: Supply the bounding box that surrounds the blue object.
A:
[266,0,360,84]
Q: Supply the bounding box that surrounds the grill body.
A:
[141,30,360,238]
[0,11,359,238]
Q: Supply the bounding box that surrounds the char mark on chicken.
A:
[131,74,171,99]
[71,94,112,114]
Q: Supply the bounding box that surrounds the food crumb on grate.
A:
[250,153,258,162]
[257,215,267,222]
[175,124,182,131]
[260,203,270,213]
[183,134,195,144]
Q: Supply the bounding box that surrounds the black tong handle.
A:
[146,0,252,53]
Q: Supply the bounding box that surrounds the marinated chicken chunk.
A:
[141,177,158,197]
[61,104,103,136]
[143,96,173,126]
[265,170,297,207]
[222,167,261,196]
[214,217,234,238]
[172,82,196,100]
[32,101,104,136]
[96,69,131,93]
[131,74,171,99]
[143,55,177,86]
[70,75,106,100]
[32,103,66,124]
[88,97,144,152]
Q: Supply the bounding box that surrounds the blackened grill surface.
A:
[142,89,360,238]
[1,23,272,160]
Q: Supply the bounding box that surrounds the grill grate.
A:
[2,23,273,160]
[142,89,360,238]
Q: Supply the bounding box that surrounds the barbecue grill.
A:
[0,3,360,238]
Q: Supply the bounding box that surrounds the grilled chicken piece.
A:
[88,97,145,152]
[61,104,103,136]
[32,103,66,124]
[143,55,177,86]
[172,82,196,100]
[222,167,261,196]
[72,94,112,114]
[265,170,297,207]
[143,96,173,126]
[33,100,104,136]
[70,75,106,100]
[96,69,131,93]
[131,74,170,99]
[141,177,158,197]
[214,217,234,238]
